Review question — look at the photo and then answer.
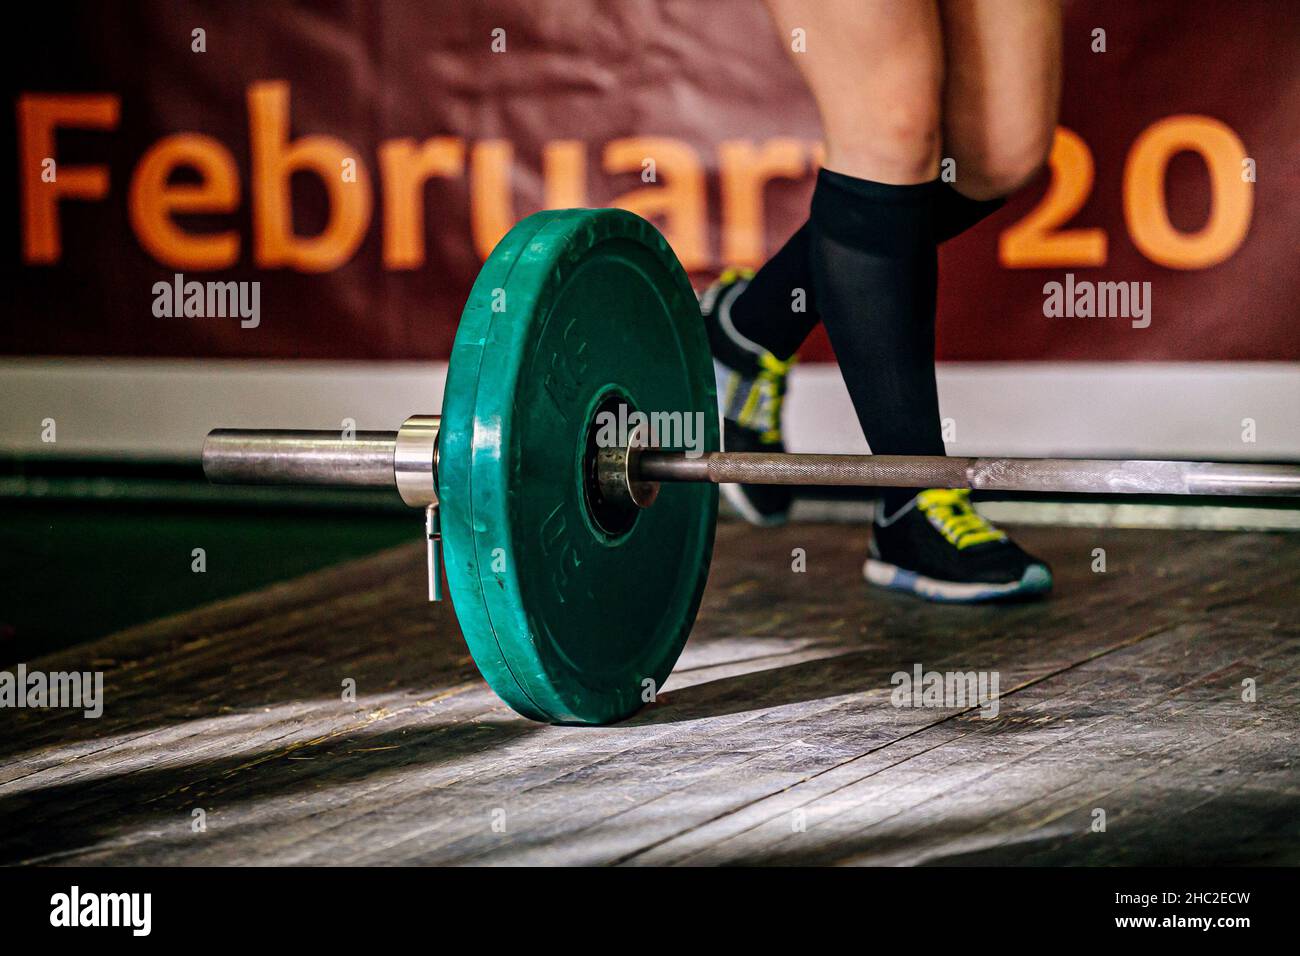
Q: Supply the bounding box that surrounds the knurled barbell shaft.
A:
[636,452,1300,497]
[204,428,1300,498]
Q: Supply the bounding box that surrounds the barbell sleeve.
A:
[204,420,446,602]
[203,415,442,507]
[203,429,400,487]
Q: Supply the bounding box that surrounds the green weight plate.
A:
[440,208,719,725]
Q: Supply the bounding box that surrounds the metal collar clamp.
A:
[395,415,440,508]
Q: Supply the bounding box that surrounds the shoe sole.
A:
[864,559,1053,604]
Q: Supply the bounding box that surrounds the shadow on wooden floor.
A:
[0,717,538,865]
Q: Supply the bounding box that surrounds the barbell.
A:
[203,208,1300,725]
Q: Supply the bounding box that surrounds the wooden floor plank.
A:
[1,522,1296,865]
[701,624,1293,865]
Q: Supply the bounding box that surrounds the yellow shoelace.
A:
[737,351,795,443]
[719,266,756,284]
[916,488,1006,550]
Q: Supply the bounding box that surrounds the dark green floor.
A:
[1,491,414,666]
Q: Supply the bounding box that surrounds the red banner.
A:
[4,0,1297,363]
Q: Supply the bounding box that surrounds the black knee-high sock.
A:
[725,224,819,360]
[724,172,1002,514]
[726,184,1001,360]
[933,182,1005,244]
[809,168,944,515]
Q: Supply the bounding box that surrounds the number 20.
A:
[999,115,1253,270]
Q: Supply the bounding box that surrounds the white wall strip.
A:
[2,358,1296,461]
[785,362,1299,460]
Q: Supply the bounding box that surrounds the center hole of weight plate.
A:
[583,392,649,539]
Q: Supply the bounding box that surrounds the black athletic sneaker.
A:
[866,489,1053,602]
[700,269,796,526]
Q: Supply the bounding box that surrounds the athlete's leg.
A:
[768,0,945,183]
[768,0,948,501]
[939,0,1062,200]
[713,0,1053,599]
[722,0,943,363]
[703,0,945,524]
[850,0,1060,601]
[724,2,1059,370]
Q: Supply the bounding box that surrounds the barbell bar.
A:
[204,428,1300,499]
[200,207,1300,725]
[204,402,1300,699]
